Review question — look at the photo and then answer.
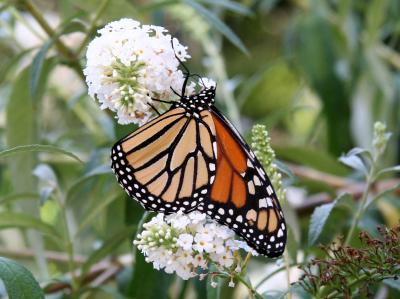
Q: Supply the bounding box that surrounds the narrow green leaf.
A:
[0,212,61,241]
[346,147,373,161]
[6,51,55,279]
[383,278,400,290]
[308,193,351,245]
[81,226,135,275]
[29,18,87,97]
[76,193,120,235]
[29,40,54,98]
[0,257,45,299]
[375,165,400,179]
[262,290,286,299]
[198,0,253,16]
[184,0,248,55]
[65,164,112,205]
[366,183,400,209]
[339,154,369,175]
[0,193,39,205]
[33,164,58,185]
[0,144,83,163]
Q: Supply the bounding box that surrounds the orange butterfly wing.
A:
[198,108,286,257]
[111,108,216,214]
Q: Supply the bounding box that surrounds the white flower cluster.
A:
[134,211,257,281]
[84,18,191,125]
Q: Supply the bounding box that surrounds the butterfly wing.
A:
[111,107,217,214]
[198,106,287,257]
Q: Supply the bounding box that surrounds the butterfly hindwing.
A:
[198,106,287,257]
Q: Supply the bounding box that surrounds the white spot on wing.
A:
[259,198,268,208]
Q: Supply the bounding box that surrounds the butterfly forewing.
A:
[111,107,217,214]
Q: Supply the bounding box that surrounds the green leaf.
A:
[375,165,400,179]
[198,0,253,16]
[286,13,352,155]
[339,153,369,175]
[0,257,45,299]
[65,164,112,205]
[29,18,88,98]
[262,290,286,299]
[33,164,58,185]
[383,278,400,290]
[366,183,400,209]
[308,193,351,245]
[29,40,54,98]
[0,193,39,205]
[81,226,135,275]
[0,144,83,163]
[6,52,55,279]
[76,193,120,235]
[346,147,373,162]
[184,0,249,55]
[0,212,61,241]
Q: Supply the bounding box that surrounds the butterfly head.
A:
[185,85,216,106]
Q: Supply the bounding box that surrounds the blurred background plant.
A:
[0,0,399,298]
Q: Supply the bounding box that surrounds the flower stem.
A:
[55,188,78,293]
[283,250,292,299]
[235,274,263,299]
[324,271,387,298]
[76,0,111,56]
[344,164,375,246]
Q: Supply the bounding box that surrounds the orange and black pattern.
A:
[111,86,286,257]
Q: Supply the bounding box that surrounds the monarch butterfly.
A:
[111,59,286,258]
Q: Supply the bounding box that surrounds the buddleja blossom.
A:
[84,18,191,125]
[134,211,257,282]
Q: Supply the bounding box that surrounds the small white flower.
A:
[84,18,191,125]
[228,278,235,288]
[177,234,194,251]
[134,210,255,284]
[168,213,190,230]
[188,211,206,224]
[210,281,218,288]
[193,233,213,253]
[192,253,207,269]
[200,77,216,89]
[218,251,234,268]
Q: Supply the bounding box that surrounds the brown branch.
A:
[292,177,400,215]
[288,163,351,189]
[0,247,86,264]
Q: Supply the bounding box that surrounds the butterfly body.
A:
[111,85,287,257]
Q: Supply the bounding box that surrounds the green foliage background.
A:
[0,0,399,298]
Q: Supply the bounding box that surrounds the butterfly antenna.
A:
[171,37,190,74]
[171,38,190,97]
